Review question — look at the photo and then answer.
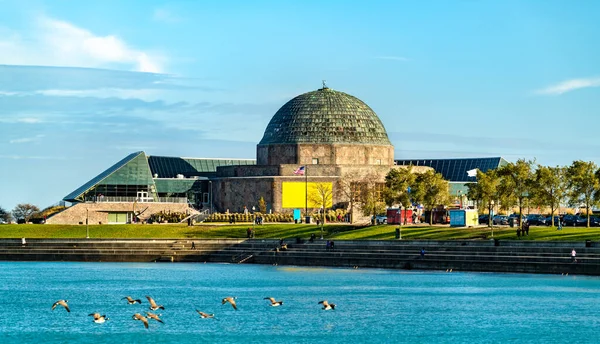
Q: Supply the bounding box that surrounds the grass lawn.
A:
[1,223,600,241]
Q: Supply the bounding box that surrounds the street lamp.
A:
[86,208,89,239]
[490,200,495,238]
[252,206,256,233]
[320,207,324,239]
[209,181,213,214]
[397,209,402,240]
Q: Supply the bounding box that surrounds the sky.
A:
[1,0,600,211]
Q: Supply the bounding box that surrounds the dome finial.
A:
[321,80,328,90]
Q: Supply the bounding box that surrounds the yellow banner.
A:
[282,182,333,209]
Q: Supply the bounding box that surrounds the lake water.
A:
[0,262,598,343]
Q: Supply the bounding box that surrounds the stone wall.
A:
[212,177,276,213]
[46,202,198,225]
[257,143,394,166]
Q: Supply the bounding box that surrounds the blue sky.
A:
[1,0,600,211]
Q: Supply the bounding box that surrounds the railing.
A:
[87,197,189,204]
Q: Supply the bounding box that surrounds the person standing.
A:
[571,248,577,263]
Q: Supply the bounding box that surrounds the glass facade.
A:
[148,156,255,178]
[64,152,254,206]
[395,157,508,182]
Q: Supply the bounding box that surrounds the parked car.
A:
[562,215,587,227]
[375,215,387,224]
[493,215,509,225]
[526,214,546,226]
[478,214,490,224]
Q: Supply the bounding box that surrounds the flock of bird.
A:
[51,295,336,329]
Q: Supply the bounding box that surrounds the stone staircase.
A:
[0,238,599,275]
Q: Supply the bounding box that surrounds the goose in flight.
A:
[88,313,109,323]
[318,300,336,310]
[146,312,164,324]
[132,313,149,329]
[122,296,142,304]
[264,297,284,307]
[52,300,70,312]
[146,296,165,310]
[221,297,238,310]
[196,310,215,319]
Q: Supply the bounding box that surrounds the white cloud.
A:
[374,56,409,62]
[536,77,600,95]
[9,134,44,144]
[0,16,163,73]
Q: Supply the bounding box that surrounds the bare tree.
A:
[12,203,40,223]
[338,173,365,223]
[309,182,333,238]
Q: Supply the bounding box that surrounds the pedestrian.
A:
[557,219,563,231]
[21,238,26,246]
[330,241,335,251]
[247,227,252,238]
[571,248,577,262]
[191,241,196,250]
[326,240,331,251]
[412,213,417,224]
[525,221,530,236]
[517,228,521,238]
[420,247,426,258]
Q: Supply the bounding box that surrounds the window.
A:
[312,158,319,165]
[376,159,382,165]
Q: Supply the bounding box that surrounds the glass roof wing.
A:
[148,156,256,178]
[395,157,504,182]
[64,151,148,202]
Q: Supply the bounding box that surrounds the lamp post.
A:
[252,206,255,233]
[397,209,401,240]
[86,208,89,239]
[490,200,495,238]
[209,181,213,214]
[320,207,324,239]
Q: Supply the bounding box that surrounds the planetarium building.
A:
[49,85,506,224]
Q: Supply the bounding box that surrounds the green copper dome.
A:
[259,87,392,145]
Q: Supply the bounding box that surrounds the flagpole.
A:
[305,165,308,222]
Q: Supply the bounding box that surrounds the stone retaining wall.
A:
[46,202,198,225]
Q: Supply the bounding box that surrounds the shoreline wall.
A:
[0,238,597,275]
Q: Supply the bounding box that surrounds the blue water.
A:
[0,262,598,343]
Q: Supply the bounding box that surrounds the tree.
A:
[530,165,567,227]
[0,206,12,223]
[567,160,599,227]
[258,196,267,214]
[384,166,416,208]
[356,173,387,224]
[412,170,450,225]
[309,182,333,237]
[497,159,533,229]
[338,173,365,224]
[12,203,40,223]
[467,169,500,227]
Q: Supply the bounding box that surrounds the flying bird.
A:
[146,296,165,310]
[132,313,149,329]
[196,310,215,319]
[88,313,109,323]
[222,297,238,310]
[146,312,164,324]
[52,300,70,312]
[318,300,336,310]
[264,297,284,307]
[122,296,142,304]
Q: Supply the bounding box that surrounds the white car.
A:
[375,215,387,224]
